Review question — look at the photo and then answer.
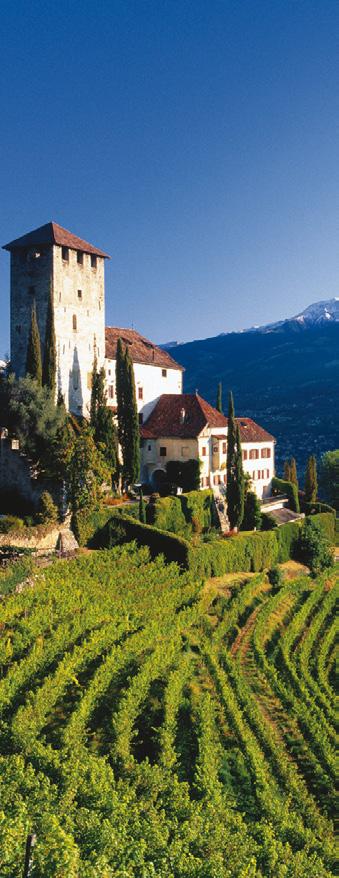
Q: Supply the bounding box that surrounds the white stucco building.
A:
[141,393,275,499]
[105,328,183,422]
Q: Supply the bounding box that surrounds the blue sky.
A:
[0,0,338,357]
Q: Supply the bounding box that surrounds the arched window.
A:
[72,314,77,331]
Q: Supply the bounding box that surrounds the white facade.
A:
[105,358,183,421]
[142,426,275,499]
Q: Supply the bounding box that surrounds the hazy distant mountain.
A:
[164,301,339,477]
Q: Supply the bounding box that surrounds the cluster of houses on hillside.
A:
[3,221,275,501]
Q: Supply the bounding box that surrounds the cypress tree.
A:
[116,337,127,453]
[91,362,118,476]
[216,381,223,413]
[139,488,146,523]
[289,457,298,489]
[26,301,42,384]
[90,355,99,427]
[116,338,140,487]
[123,348,140,485]
[304,455,318,503]
[283,460,291,481]
[42,291,56,394]
[226,391,245,530]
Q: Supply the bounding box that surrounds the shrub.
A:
[261,512,278,531]
[276,520,302,563]
[268,566,284,588]
[299,518,334,577]
[146,489,214,537]
[241,491,262,531]
[166,459,201,492]
[36,491,58,524]
[71,507,116,546]
[308,512,335,543]
[272,476,300,513]
[0,515,25,534]
[188,531,279,578]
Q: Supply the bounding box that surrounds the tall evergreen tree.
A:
[304,455,318,503]
[26,301,42,384]
[289,457,298,489]
[123,348,140,485]
[90,361,118,475]
[116,338,140,487]
[116,337,127,453]
[216,381,223,413]
[283,460,291,481]
[42,291,56,394]
[226,391,245,530]
[90,355,99,427]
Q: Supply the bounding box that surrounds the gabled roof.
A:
[105,327,184,371]
[235,418,275,443]
[141,394,275,441]
[141,393,227,438]
[3,222,110,258]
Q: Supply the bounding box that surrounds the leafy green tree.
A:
[26,301,42,384]
[304,454,318,503]
[68,428,109,517]
[216,381,223,413]
[42,291,56,394]
[7,375,67,478]
[299,517,334,577]
[319,450,339,510]
[242,490,262,531]
[36,491,58,524]
[226,392,244,530]
[116,339,140,487]
[139,488,146,523]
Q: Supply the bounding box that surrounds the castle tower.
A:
[3,222,109,415]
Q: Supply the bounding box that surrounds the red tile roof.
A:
[141,394,275,442]
[3,222,110,258]
[141,393,227,438]
[105,327,184,371]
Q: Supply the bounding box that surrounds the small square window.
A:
[160,446,167,457]
[77,290,82,300]
[108,385,114,399]
[202,447,207,456]
[72,314,77,331]
[62,247,69,262]
[77,251,83,265]
[91,254,97,269]
[148,444,152,451]
[222,442,227,454]
[138,387,143,400]
[162,369,167,378]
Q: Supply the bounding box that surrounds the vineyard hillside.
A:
[0,545,336,877]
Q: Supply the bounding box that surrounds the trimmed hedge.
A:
[91,512,190,566]
[147,489,215,536]
[73,508,117,547]
[309,512,335,543]
[275,520,302,563]
[301,500,336,516]
[272,476,300,513]
[93,512,279,577]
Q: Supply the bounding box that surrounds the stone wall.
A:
[0,436,55,512]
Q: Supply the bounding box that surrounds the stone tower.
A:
[3,222,109,415]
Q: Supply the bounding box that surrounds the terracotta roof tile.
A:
[3,222,110,258]
[141,393,227,438]
[141,395,275,442]
[105,327,184,371]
